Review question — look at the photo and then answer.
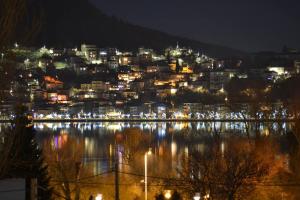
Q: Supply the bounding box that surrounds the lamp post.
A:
[144,149,152,200]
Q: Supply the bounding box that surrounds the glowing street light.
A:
[95,194,103,200]
[144,149,152,200]
[193,192,201,200]
[164,190,172,199]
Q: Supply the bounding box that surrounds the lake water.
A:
[34,122,290,174]
[33,121,299,199]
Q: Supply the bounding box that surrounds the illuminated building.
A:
[119,53,135,65]
[80,81,109,92]
[108,59,119,70]
[81,44,99,61]
[209,71,232,92]
[183,103,203,115]
[130,80,145,92]
[153,104,168,119]
[156,86,178,98]
[70,56,87,75]
[146,66,159,73]
[122,90,138,99]
[37,54,53,71]
[44,76,63,90]
[118,72,142,82]
[181,65,193,73]
[138,48,153,64]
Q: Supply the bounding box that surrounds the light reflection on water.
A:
[16,121,300,199]
[34,121,290,134]
[33,122,292,177]
[1,121,298,199]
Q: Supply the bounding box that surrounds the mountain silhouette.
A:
[35,0,245,57]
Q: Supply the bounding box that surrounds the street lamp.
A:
[164,190,172,199]
[193,193,201,200]
[95,194,103,200]
[144,149,152,200]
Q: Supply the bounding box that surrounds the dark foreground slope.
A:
[36,0,245,57]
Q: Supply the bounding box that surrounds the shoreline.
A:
[0,119,296,123]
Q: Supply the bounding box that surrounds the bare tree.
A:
[176,138,277,200]
[43,137,94,200]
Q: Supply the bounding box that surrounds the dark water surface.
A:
[33,122,300,199]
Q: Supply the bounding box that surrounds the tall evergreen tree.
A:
[3,106,52,199]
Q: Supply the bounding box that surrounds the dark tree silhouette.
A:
[0,106,52,199]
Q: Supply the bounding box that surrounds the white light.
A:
[95,194,103,200]
[193,193,201,200]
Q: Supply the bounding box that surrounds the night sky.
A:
[90,0,300,52]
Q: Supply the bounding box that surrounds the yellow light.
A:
[164,190,172,199]
[147,149,152,155]
[170,88,177,95]
[204,193,210,199]
[171,142,177,157]
[263,128,270,136]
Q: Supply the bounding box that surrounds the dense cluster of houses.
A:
[1,43,299,119]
